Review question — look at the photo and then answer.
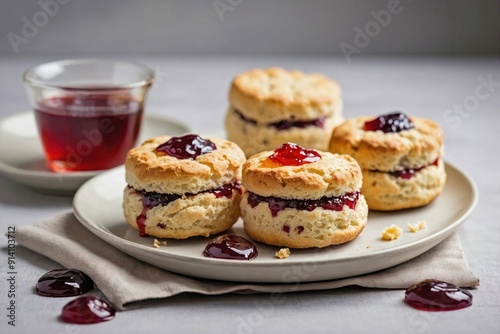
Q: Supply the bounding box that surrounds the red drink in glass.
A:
[23,58,154,173]
[34,89,143,172]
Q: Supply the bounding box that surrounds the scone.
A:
[225,67,343,157]
[329,112,446,211]
[123,134,246,239]
[240,143,368,248]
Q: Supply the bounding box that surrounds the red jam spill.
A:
[269,142,321,166]
[363,112,415,133]
[203,234,258,260]
[134,181,241,237]
[61,296,116,324]
[248,191,359,217]
[155,134,216,159]
[390,159,439,179]
[36,269,94,297]
[234,109,325,130]
[405,279,473,311]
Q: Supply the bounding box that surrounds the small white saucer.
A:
[0,111,190,195]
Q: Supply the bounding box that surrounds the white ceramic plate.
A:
[73,162,477,283]
[0,111,189,194]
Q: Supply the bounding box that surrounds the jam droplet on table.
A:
[405,279,473,311]
[61,296,116,324]
[268,142,321,166]
[155,134,216,159]
[363,112,415,133]
[36,269,94,297]
[203,234,258,260]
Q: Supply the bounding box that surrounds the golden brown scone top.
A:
[329,116,444,171]
[229,67,341,123]
[242,150,362,200]
[126,136,246,194]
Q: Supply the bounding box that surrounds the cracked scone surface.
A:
[226,67,343,156]
[225,106,343,158]
[123,187,241,239]
[240,149,368,248]
[329,116,444,171]
[242,150,362,199]
[123,136,246,239]
[361,159,446,211]
[126,136,245,194]
[329,116,446,210]
[241,193,368,248]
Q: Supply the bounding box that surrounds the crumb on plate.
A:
[381,224,402,241]
[153,239,161,248]
[275,248,291,259]
[153,239,167,248]
[408,220,427,233]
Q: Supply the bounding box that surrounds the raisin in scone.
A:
[225,68,343,157]
[123,134,246,239]
[240,143,368,248]
[329,112,446,211]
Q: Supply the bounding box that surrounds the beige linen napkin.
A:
[16,212,479,311]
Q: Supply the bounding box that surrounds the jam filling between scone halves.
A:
[131,181,241,237]
[247,191,360,217]
[372,159,440,180]
[234,109,326,130]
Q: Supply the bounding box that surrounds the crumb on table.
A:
[275,248,291,259]
[408,220,427,233]
[381,224,402,241]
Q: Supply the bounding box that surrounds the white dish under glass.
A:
[0,111,189,194]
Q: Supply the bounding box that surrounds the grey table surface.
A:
[0,56,499,334]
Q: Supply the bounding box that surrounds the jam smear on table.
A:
[35,90,142,172]
[203,234,258,260]
[363,112,415,133]
[155,134,216,159]
[389,159,439,179]
[234,109,325,130]
[268,142,321,166]
[248,191,359,217]
[36,269,94,297]
[61,296,116,324]
[134,181,241,237]
[405,279,473,311]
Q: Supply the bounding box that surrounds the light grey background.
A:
[1,2,499,334]
[1,0,499,57]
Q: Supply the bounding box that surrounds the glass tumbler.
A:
[23,58,154,172]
